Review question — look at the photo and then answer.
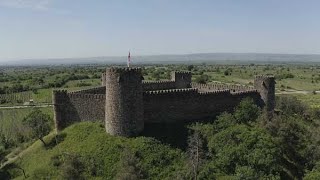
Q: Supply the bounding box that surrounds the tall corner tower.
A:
[254,75,276,112]
[105,67,144,137]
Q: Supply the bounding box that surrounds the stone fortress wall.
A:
[53,67,275,137]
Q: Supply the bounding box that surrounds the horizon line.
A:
[2,52,320,62]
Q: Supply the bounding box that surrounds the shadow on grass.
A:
[1,163,26,180]
[46,133,67,150]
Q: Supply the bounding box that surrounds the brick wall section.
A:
[143,89,261,123]
[53,90,105,131]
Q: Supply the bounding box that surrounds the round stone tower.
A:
[254,75,276,112]
[105,67,144,137]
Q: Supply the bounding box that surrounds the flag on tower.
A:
[127,51,131,67]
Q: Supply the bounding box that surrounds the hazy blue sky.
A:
[0,0,319,61]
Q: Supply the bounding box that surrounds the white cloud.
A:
[0,0,52,11]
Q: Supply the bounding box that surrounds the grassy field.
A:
[292,93,320,108]
[63,78,101,88]
[0,107,53,144]
[7,122,186,179]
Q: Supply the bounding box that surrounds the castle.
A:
[53,67,275,137]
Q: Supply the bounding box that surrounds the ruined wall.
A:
[69,86,106,94]
[191,82,254,92]
[142,81,176,91]
[53,90,105,131]
[143,89,261,123]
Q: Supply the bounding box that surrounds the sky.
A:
[0,0,319,61]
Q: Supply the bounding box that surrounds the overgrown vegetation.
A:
[188,97,320,179]
[22,109,52,146]
[0,96,319,179]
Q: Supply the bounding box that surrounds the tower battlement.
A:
[106,67,142,73]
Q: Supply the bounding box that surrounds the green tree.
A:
[22,109,52,146]
[187,131,206,180]
[187,65,194,71]
[305,163,320,180]
[195,74,209,84]
[234,98,260,124]
[116,148,145,180]
[207,125,282,179]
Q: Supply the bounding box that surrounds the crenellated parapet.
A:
[68,86,106,95]
[230,89,258,95]
[142,80,175,84]
[198,89,230,95]
[106,67,142,74]
[52,89,68,96]
[67,93,105,99]
[144,88,198,95]
[142,80,176,91]
[192,82,254,92]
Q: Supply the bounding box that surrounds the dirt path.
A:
[276,89,318,95]
[0,104,52,109]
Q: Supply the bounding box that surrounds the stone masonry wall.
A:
[105,68,144,137]
[53,69,274,137]
[142,81,176,91]
[191,82,254,92]
[53,90,105,130]
[69,86,106,94]
[143,89,261,123]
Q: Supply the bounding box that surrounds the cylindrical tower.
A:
[254,75,276,112]
[105,67,144,137]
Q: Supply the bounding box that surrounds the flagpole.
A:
[127,51,131,68]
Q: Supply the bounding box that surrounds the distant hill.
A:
[1,53,320,66]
